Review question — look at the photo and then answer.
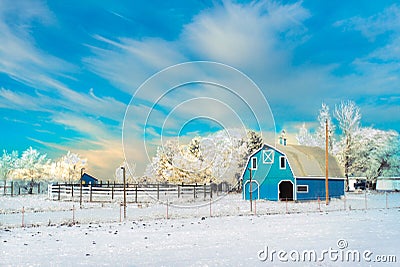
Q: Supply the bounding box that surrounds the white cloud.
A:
[84,35,187,93]
[182,1,310,71]
[334,4,400,41]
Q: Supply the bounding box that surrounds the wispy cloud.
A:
[334,4,400,41]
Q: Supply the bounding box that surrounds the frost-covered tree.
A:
[14,147,50,193]
[145,140,179,183]
[48,151,87,182]
[115,161,137,183]
[316,103,336,151]
[0,150,18,181]
[144,129,263,186]
[348,128,400,185]
[334,100,361,191]
[296,123,318,146]
[62,151,87,182]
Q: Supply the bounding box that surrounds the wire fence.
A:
[1,191,399,228]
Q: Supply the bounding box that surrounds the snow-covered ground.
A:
[1,191,399,227]
[1,193,399,266]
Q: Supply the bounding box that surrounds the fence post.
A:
[254,199,257,215]
[11,181,13,196]
[203,184,206,199]
[157,183,160,201]
[38,182,41,194]
[90,184,93,202]
[318,196,321,212]
[18,186,21,195]
[166,199,169,219]
[385,191,388,209]
[210,198,212,217]
[364,190,367,210]
[58,184,61,201]
[135,184,138,203]
[71,183,74,197]
[3,181,5,195]
[22,206,25,227]
[193,185,196,199]
[111,186,114,200]
[79,181,83,209]
[178,185,180,198]
[285,198,288,214]
[72,204,75,224]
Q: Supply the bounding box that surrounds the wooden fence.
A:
[48,182,230,203]
[1,180,47,196]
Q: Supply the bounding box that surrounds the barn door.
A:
[279,181,293,201]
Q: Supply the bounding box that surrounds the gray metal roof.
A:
[276,144,344,178]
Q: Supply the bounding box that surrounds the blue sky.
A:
[0,0,399,179]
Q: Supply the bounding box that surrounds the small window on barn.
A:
[251,157,258,170]
[297,185,308,193]
[279,156,286,169]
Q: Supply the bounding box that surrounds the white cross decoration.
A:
[262,150,274,164]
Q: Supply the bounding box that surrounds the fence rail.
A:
[48,183,229,203]
[1,181,47,196]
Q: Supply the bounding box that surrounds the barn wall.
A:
[243,145,295,200]
[296,178,344,200]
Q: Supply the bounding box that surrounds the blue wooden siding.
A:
[243,145,295,200]
[296,178,344,200]
[81,173,98,185]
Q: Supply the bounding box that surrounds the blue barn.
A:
[242,143,344,201]
[80,173,99,185]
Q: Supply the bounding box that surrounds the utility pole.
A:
[121,166,127,220]
[325,119,329,205]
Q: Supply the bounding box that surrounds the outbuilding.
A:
[242,143,345,201]
[376,177,400,191]
[80,173,99,185]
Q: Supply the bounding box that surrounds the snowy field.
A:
[1,193,400,266]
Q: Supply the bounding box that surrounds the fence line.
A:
[0,181,47,196]
[47,183,226,203]
[1,191,399,228]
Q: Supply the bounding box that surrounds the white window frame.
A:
[297,185,309,193]
[262,150,274,164]
[279,156,286,169]
[251,157,258,170]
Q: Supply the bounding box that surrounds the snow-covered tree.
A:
[334,100,361,191]
[62,151,87,182]
[145,129,263,186]
[316,103,336,151]
[115,161,137,183]
[14,147,50,193]
[347,128,400,185]
[0,150,18,181]
[296,123,318,146]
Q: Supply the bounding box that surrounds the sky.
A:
[0,0,399,180]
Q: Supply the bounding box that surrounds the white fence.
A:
[47,183,229,203]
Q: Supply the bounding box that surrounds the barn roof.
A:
[275,144,344,178]
[81,173,98,181]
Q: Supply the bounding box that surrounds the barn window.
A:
[251,157,258,170]
[279,156,286,169]
[297,185,308,193]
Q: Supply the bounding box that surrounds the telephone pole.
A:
[325,119,329,205]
